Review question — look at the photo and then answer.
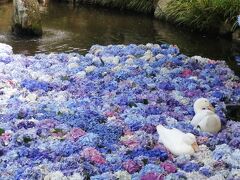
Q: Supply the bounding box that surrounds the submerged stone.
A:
[12,0,42,37]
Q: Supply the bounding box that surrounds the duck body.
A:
[191,110,221,133]
[191,98,221,133]
[157,125,197,156]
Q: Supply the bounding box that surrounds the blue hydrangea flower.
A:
[139,164,164,176]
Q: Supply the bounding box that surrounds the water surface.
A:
[0,2,239,75]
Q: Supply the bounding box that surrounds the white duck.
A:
[191,98,221,133]
[156,125,199,156]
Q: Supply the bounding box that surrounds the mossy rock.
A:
[12,0,42,37]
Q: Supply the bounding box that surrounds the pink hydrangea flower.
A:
[161,162,177,173]
[68,128,86,141]
[122,140,139,149]
[105,111,115,117]
[141,172,164,180]
[81,147,106,164]
[197,136,209,145]
[123,129,134,136]
[181,69,192,77]
[39,119,56,128]
[123,160,141,174]
[208,59,217,64]
[0,131,12,145]
[121,134,140,149]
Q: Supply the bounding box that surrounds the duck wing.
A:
[198,114,221,133]
[191,110,214,127]
[159,127,184,146]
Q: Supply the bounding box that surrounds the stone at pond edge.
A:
[232,29,240,42]
[12,0,42,37]
[154,0,172,19]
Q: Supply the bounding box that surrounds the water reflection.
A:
[0,1,239,75]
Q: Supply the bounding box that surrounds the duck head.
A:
[194,98,215,114]
[183,133,199,152]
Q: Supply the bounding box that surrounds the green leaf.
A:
[0,128,5,136]
[52,128,63,133]
[23,137,32,143]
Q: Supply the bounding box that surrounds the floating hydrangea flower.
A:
[123,160,142,174]
[141,172,164,180]
[161,161,177,174]
[67,128,86,141]
[199,166,213,177]
[213,144,232,161]
[139,164,164,176]
[114,171,131,180]
[0,130,12,146]
[181,161,200,172]
[0,43,239,178]
[44,171,64,180]
[81,147,106,165]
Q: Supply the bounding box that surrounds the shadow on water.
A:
[0,1,239,75]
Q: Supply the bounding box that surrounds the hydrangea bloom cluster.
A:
[0,43,239,179]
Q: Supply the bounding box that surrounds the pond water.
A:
[0,1,239,75]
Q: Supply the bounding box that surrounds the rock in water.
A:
[12,0,42,36]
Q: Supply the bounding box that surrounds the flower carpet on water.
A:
[0,43,239,180]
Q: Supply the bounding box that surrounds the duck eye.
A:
[202,108,206,110]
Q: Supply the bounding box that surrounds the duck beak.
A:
[191,142,199,152]
[208,104,215,112]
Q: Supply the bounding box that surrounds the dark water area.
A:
[0,2,239,75]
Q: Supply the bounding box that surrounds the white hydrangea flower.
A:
[0,43,13,55]
[126,58,134,65]
[68,173,84,180]
[25,93,38,103]
[44,171,67,180]
[85,65,96,73]
[92,57,101,64]
[67,62,79,69]
[101,56,119,64]
[141,50,154,61]
[76,71,86,79]
[38,74,53,83]
[114,171,131,180]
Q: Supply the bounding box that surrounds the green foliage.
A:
[164,0,240,32]
[51,128,63,133]
[0,128,5,136]
[127,0,154,13]
[23,137,32,143]
[78,0,154,13]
